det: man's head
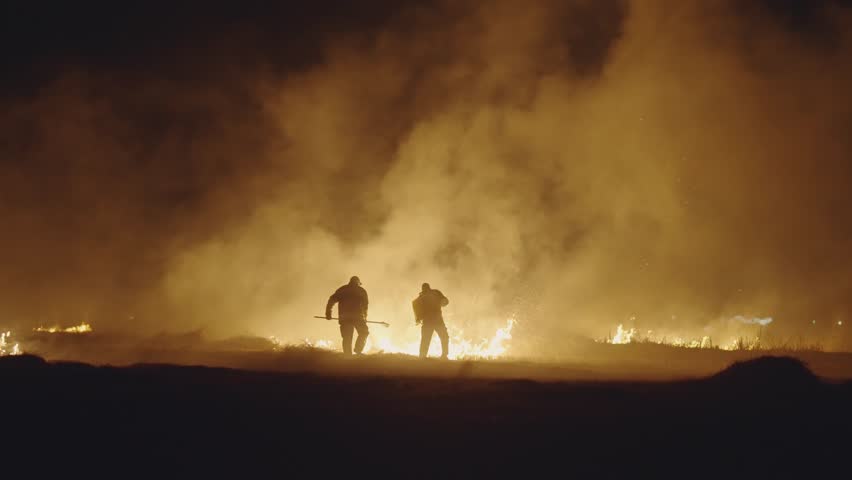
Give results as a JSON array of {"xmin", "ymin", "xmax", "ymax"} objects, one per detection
[
  {"xmin": 421, "ymin": 283, "xmax": 431, "ymax": 293},
  {"xmin": 350, "ymin": 276, "xmax": 362, "ymax": 286}
]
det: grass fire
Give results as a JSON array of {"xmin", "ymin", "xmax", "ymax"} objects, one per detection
[{"xmin": 3, "ymin": 0, "xmax": 852, "ymax": 477}]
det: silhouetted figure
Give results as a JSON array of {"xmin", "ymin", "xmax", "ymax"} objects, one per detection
[
  {"xmin": 412, "ymin": 283, "xmax": 449, "ymax": 359},
  {"xmin": 326, "ymin": 276, "xmax": 369, "ymax": 355}
]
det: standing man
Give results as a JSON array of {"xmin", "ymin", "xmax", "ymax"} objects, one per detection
[
  {"xmin": 326, "ymin": 276, "xmax": 369, "ymax": 355},
  {"xmin": 412, "ymin": 283, "xmax": 450, "ymax": 359}
]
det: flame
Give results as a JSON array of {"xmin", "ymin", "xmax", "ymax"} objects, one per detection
[
  {"xmin": 369, "ymin": 318, "xmax": 517, "ymax": 360},
  {"xmin": 269, "ymin": 335, "xmax": 337, "ymax": 351},
  {"xmin": 604, "ymin": 323, "xmax": 761, "ymax": 351},
  {"xmin": 1, "ymin": 331, "xmax": 22, "ymax": 356},
  {"xmin": 451, "ymin": 317, "xmax": 515, "ymax": 359},
  {"xmin": 302, "ymin": 338, "xmax": 335, "ymax": 349},
  {"xmin": 34, "ymin": 322, "xmax": 93, "ymax": 334},
  {"xmin": 293, "ymin": 317, "xmax": 517, "ymax": 360},
  {"xmin": 610, "ymin": 324, "xmax": 636, "ymax": 344}
]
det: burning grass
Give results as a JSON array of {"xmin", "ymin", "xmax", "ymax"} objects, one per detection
[
  {"xmin": 603, "ymin": 324, "xmax": 827, "ymax": 353},
  {"xmin": 293, "ymin": 317, "xmax": 517, "ymax": 360},
  {"xmin": 604, "ymin": 324, "xmax": 742, "ymax": 350},
  {"xmin": 6, "ymin": 313, "xmax": 849, "ymax": 381},
  {"xmin": 33, "ymin": 322, "xmax": 93, "ymax": 334},
  {"xmin": 0, "ymin": 331, "xmax": 21, "ymax": 356},
  {"xmin": 601, "ymin": 315, "xmax": 828, "ymax": 353}
]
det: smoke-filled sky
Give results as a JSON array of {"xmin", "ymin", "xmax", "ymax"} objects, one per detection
[{"xmin": 2, "ymin": 0, "xmax": 852, "ymax": 352}]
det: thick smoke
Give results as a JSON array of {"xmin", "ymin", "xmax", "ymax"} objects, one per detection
[{"xmin": 1, "ymin": 0, "xmax": 851, "ymax": 353}]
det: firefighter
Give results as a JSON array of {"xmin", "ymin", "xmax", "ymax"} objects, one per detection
[
  {"xmin": 412, "ymin": 283, "xmax": 450, "ymax": 359},
  {"xmin": 326, "ymin": 276, "xmax": 369, "ymax": 355}
]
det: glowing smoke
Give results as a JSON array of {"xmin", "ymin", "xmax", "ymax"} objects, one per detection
[
  {"xmin": 732, "ymin": 316, "xmax": 774, "ymax": 327},
  {"xmin": 0, "ymin": 0, "xmax": 851, "ymax": 356}
]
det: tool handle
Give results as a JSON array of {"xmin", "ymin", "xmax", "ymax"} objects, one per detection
[{"xmin": 313, "ymin": 316, "xmax": 390, "ymax": 327}]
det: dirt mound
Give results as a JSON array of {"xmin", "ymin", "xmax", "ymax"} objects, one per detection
[
  {"xmin": 0, "ymin": 353, "xmax": 47, "ymax": 370},
  {"xmin": 710, "ymin": 356, "xmax": 819, "ymax": 389}
]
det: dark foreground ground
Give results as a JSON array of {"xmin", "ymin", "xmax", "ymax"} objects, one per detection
[{"xmin": 2, "ymin": 354, "xmax": 851, "ymax": 478}]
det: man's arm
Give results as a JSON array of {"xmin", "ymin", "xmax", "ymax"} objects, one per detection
[
  {"xmin": 361, "ymin": 288, "xmax": 369, "ymax": 319},
  {"xmin": 325, "ymin": 291, "xmax": 339, "ymax": 320},
  {"xmin": 412, "ymin": 299, "xmax": 422, "ymax": 325},
  {"xmin": 437, "ymin": 290, "xmax": 449, "ymax": 307}
]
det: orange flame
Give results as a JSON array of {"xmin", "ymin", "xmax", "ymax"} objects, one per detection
[
  {"xmin": 0, "ymin": 331, "xmax": 21, "ymax": 356},
  {"xmin": 295, "ymin": 317, "xmax": 517, "ymax": 360},
  {"xmin": 34, "ymin": 322, "xmax": 93, "ymax": 334}
]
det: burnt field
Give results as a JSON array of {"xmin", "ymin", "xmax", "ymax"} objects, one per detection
[{"xmin": 2, "ymin": 353, "xmax": 851, "ymax": 478}]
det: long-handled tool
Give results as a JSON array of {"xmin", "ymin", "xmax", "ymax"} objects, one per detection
[{"xmin": 314, "ymin": 316, "xmax": 390, "ymax": 327}]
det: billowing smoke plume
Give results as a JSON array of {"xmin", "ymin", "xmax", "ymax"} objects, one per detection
[{"xmin": 1, "ymin": 0, "xmax": 851, "ymax": 353}]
